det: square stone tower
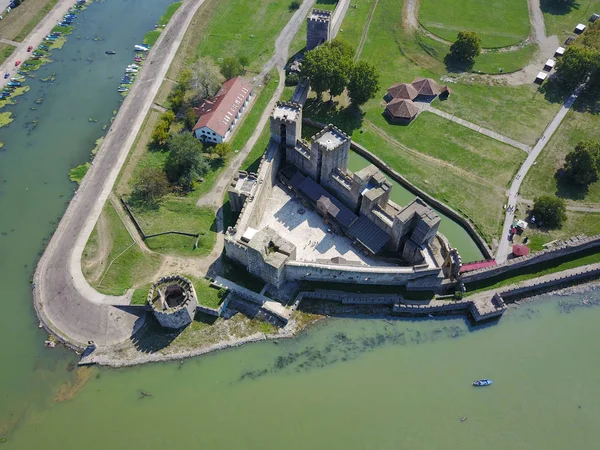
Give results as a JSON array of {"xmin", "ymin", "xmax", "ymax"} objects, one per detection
[
  {"xmin": 270, "ymin": 101, "xmax": 302, "ymax": 148},
  {"xmin": 311, "ymin": 125, "xmax": 351, "ymax": 184},
  {"xmin": 307, "ymin": 9, "xmax": 331, "ymax": 51}
]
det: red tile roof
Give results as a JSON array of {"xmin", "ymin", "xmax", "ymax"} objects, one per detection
[
  {"xmin": 193, "ymin": 77, "xmax": 252, "ymax": 136},
  {"xmin": 512, "ymin": 244, "xmax": 530, "ymax": 257},
  {"xmin": 460, "ymin": 260, "xmax": 497, "ymax": 273}
]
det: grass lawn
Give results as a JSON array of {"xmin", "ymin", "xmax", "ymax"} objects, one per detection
[
  {"xmin": 541, "ymin": 0, "xmax": 600, "ymax": 40},
  {"xmin": 187, "ymin": 275, "xmax": 226, "ymax": 309},
  {"xmin": 132, "ymin": 198, "xmax": 217, "ymax": 257},
  {"xmin": 419, "ymin": 0, "xmax": 531, "ymax": 48},
  {"xmin": 240, "ymin": 125, "xmax": 270, "ymax": 173},
  {"xmin": 465, "ymin": 245, "xmax": 600, "ymax": 295},
  {"xmin": 68, "ymin": 162, "xmax": 90, "ymax": 184},
  {"xmin": 521, "ymin": 107, "xmax": 600, "ymax": 205},
  {"xmin": 416, "ymin": 33, "xmax": 539, "ymax": 74},
  {"xmin": 520, "ymin": 211, "xmax": 600, "ymax": 250},
  {"xmin": 0, "ymin": 44, "xmax": 15, "ymax": 65},
  {"xmin": 82, "ymin": 203, "xmax": 161, "ymax": 295},
  {"xmin": 143, "ymin": 30, "xmax": 161, "ymax": 46},
  {"xmin": 0, "ymin": 0, "xmax": 58, "ymax": 42},
  {"xmin": 168, "ymin": 0, "xmax": 295, "ymax": 79}
]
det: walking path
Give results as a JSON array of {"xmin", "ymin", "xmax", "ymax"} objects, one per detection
[
  {"xmin": 34, "ymin": 0, "xmax": 317, "ymax": 349},
  {"xmin": 519, "ymin": 197, "xmax": 600, "ymax": 213},
  {"xmin": 0, "ymin": 0, "xmax": 75, "ymax": 90},
  {"xmin": 495, "ymin": 86, "xmax": 583, "ymax": 263},
  {"xmin": 422, "ymin": 105, "xmax": 531, "ymax": 153},
  {"xmin": 33, "ymin": 0, "xmax": 211, "ymax": 349}
]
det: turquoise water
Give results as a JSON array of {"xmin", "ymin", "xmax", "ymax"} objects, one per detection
[
  {"xmin": 348, "ymin": 152, "xmax": 484, "ymax": 262},
  {"xmin": 1, "ymin": 1, "xmax": 599, "ymax": 449}
]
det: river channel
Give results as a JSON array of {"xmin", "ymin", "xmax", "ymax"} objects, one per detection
[{"xmin": 0, "ymin": 1, "xmax": 598, "ymax": 449}]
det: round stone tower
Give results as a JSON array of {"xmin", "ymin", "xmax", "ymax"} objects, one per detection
[{"xmin": 147, "ymin": 275, "xmax": 198, "ymax": 329}]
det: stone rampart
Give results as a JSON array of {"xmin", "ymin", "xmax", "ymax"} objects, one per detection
[
  {"xmin": 302, "ymin": 290, "xmax": 401, "ymax": 305},
  {"xmin": 462, "ymin": 234, "xmax": 600, "ymax": 284},
  {"xmin": 330, "ymin": 0, "xmax": 350, "ymax": 38},
  {"xmin": 285, "ymin": 260, "xmax": 441, "ymax": 285},
  {"xmin": 302, "ymin": 118, "xmax": 492, "ymax": 259}
]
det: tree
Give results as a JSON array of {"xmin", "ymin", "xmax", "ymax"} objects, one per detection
[
  {"xmin": 151, "ymin": 120, "xmax": 170, "ymax": 148},
  {"xmin": 348, "ymin": 61, "xmax": 380, "ymax": 105},
  {"xmin": 564, "ymin": 140, "xmax": 600, "ymax": 186},
  {"xmin": 214, "ymin": 142, "xmax": 232, "ymax": 160},
  {"xmin": 164, "ymin": 133, "xmax": 210, "ymax": 189},
  {"xmin": 533, "ymin": 196, "xmax": 567, "ymax": 229},
  {"xmin": 190, "ymin": 57, "xmax": 222, "ymax": 100},
  {"xmin": 132, "ymin": 166, "xmax": 169, "ymax": 204},
  {"xmin": 289, "ymin": 1, "xmax": 301, "ymax": 11},
  {"xmin": 238, "ymin": 55, "xmax": 249, "ymax": 72},
  {"xmin": 220, "ymin": 57, "xmax": 244, "ymax": 79},
  {"xmin": 185, "ymin": 107, "xmax": 198, "ymax": 131},
  {"xmin": 449, "ymin": 31, "xmax": 481, "ymax": 62},
  {"xmin": 302, "ymin": 39, "xmax": 356, "ymax": 100},
  {"xmin": 556, "ymin": 46, "xmax": 600, "ymax": 88}
]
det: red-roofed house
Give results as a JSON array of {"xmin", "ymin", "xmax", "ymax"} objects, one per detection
[{"xmin": 193, "ymin": 77, "xmax": 253, "ymax": 144}]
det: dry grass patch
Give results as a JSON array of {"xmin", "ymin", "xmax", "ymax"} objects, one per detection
[{"xmin": 0, "ymin": 0, "xmax": 59, "ymax": 42}]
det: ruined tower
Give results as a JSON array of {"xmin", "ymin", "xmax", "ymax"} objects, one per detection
[
  {"xmin": 269, "ymin": 101, "xmax": 302, "ymax": 149},
  {"xmin": 306, "ymin": 9, "xmax": 331, "ymax": 51}
]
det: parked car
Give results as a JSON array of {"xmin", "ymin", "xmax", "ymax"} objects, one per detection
[
  {"xmin": 27, "ymin": 46, "xmax": 33, "ymax": 52},
  {"xmin": 14, "ymin": 60, "xmax": 21, "ymax": 66}
]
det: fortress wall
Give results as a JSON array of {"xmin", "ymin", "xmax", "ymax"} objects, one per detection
[
  {"xmin": 302, "ymin": 118, "xmax": 493, "ymax": 259},
  {"xmin": 224, "ymin": 238, "xmax": 249, "ymax": 266},
  {"xmin": 285, "ymin": 261, "xmax": 441, "ymax": 285},
  {"xmin": 462, "ymin": 234, "xmax": 600, "ymax": 284}
]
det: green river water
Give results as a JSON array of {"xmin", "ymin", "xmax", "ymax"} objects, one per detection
[{"xmin": 0, "ymin": 1, "xmax": 598, "ymax": 448}]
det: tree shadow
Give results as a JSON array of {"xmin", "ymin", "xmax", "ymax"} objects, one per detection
[
  {"xmin": 443, "ymin": 54, "xmax": 474, "ymax": 74},
  {"xmin": 540, "ymin": 0, "xmax": 580, "ymax": 15},
  {"xmin": 303, "ymin": 98, "xmax": 364, "ymax": 135},
  {"xmin": 539, "ymin": 76, "xmax": 573, "ymax": 104},
  {"xmin": 554, "ymin": 168, "xmax": 591, "ymax": 200},
  {"xmin": 571, "ymin": 84, "xmax": 600, "ymax": 114}
]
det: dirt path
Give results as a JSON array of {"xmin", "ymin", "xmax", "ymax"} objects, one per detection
[
  {"xmin": 355, "ymin": 0, "xmax": 379, "ymax": 60},
  {"xmin": 403, "ymin": 0, "xmax": 419, "ymax": 32}
]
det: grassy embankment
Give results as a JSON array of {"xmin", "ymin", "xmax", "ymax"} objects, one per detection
[
  {"xmin": 83, "ymin": 0, "xmax": 297, "ymax": 302},
  {"xmin": 465, "ymin": 247, "xmax": 600, "ymax": 296},
  {"xmin": 419, "ymin": 0, "xmax": 531, "ymax": 47},
  {"xmin": 297, "ymin": 0, "xmax": 556, "ymax": 242},
  {"xmin": 0, "ymin": 0, "xmax": 59, "ymax": 42},
  {"xmin": 143, "ymin": 2, "xmax": 182, "ymax": 46},
  {"xmin": 0, "ymin": 44, "xmax": 16, "ymax": 65}
]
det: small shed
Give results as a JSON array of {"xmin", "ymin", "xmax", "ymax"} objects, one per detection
[
  {"xmin": 512, "ymin": 244, "xmax": 530, "ymax": 257},
  {"xmin": 535, "ymin": 72, "xmax": 548, "ymax": 84},
  {"xmin": 544, "ymin": 59, "xmax": 555, "ymax": 71},
  {"xmin": 554, "ymin": 46, "xmax": 565, "ymax": 57},
  {"xmin": 575, "ymin": 23, "xmax": 586, "ymax": 34},
  {"xmin": 590, "ymin": 13, "xmax": 599, "ymax": 22}
]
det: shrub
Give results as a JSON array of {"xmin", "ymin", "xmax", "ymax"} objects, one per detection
[
  {"xmin": 533, "ymin": 196, "xmax": 567, "ymax": 229},
  {"xmin": 285, "ymin": 72, "xmax": 299, "ymax": 86}
]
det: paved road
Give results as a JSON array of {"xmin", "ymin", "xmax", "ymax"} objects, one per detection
[
  {"xmin": 33, "ymin": 0, "xmax": 210, "ymax": 349},
  {"xmin": 33, "ymin": 0, "xmax": 318, "ymax": 349},
  {"xmin": 495, "ymin": 86, "xmax": 582, "ymax": 263},
  {"xmin": 0, "ymin": 0, "xmax": 74, "ymax": 90}
]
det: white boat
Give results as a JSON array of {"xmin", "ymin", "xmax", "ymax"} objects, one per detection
[
  {"xmin": 134, "ymin": 45, "xmax": 149, "ymax": 52},
  {"xmin": 125, "ymin": 68, "xmax": 138, "ymax": 73},
  {"xmin": 126, "ymin": 64, "xmax": 140, "ymax": 69}
]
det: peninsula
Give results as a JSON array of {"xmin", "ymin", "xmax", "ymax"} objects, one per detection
[{"xmin": 31, "ymin": 0, "xmax": 600, "ymax": 366}]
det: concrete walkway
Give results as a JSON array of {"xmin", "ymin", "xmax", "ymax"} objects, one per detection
[
  {"xmin": 423, "ymin": 105, "xmax": 532, "ymax": 153},
  {"xmin": 495, "ymin": 85, "xmax": 583, "ymax": 263}
]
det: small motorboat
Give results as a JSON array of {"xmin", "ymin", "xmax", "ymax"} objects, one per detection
[
  {"xmin": 127, "ymin": 64, "xmax": 139, "ymax": 69},
  {"xmin": 7, "ymin": 81, "xmax": 21, "ymax": 87},
  {"xmin": 105, "ymin": 50, "xmax": 116, "ymax": 55},
  {"xmin": 473, "ymin": 379, "xmax": 493, "ymax": 387},
  {"xmin": 134, "ymin": 44, "xmax": 149, "ymax": 52},
  {"xmin": 118, "ymin": 87, "xmax": 129, "ymax": 93}
]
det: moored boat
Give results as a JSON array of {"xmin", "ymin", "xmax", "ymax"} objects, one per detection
[
  {"xmin": 472, "ymin": 379, "xmax": 493, "ymax": 387},
  {"xmin": 134, "ymin": 44, "xmax": 149, "ymax": 52},
  {"xmin": 105, "ymin": 50, "xmax": 116, "ymax": 55},
  {"xmin": 118, "ymin": 87, "xmax": 129, "ymax": 93}
]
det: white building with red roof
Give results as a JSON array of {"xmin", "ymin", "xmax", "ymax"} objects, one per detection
[{"xmin": 193, "ymin": 77, "xmax": 253, "ymax": 144}]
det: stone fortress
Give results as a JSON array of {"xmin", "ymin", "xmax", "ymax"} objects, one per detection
[
  {"xmin": 306, "ymin": 9, "xmax": 331, "ymax": 51},
  {"xmin": 225, "ymin": 102, "xmax": 459, "ymax": 289}
]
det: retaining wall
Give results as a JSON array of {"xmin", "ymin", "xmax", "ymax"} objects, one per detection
[
  {"xmin": 302, "ymin": 118, "xmax": 493, "ymax": 259},
  {"xmin": 462, "ymin": 234, "xmax": 600, "ymax": 284}
]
